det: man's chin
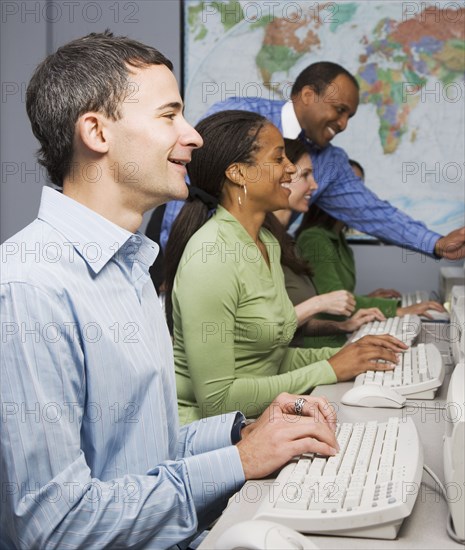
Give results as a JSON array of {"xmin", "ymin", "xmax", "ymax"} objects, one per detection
[
  {"xmin": 177, "ymin": 181, "xmax": 189, "ymax": 200},
  {"xmin": 167, "ymin": 180, "xmax": 189, "ymax": 202},
  {"xmin": 145, "ymin": 181, "xmax": 188, "ymax": 211}
]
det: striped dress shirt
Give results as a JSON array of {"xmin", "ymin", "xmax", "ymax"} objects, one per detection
[{"xmin": 0, "ymin": 187, "xmax": 244, "ymax": 549}]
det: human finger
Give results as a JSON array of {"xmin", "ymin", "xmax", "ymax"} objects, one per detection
[
  {"xmin": 363, "ymin": 307, "xmax": 386, "ymax": 321},
  {"xmin": 286, "ymin": 415, "xmax": 339, "ymax": 451},
  {"xmin": 355, "ymin": 308, "xmax": 385, "ymax": 322},
  {"xmin": 290, "ymin": 436, "xmax": 339, "ymax": 458},
  {"xmin": 302, "ymin": 396, "xmax": 337, "ymax": 430},
  {"xmin": 424, "ymin": 300, "xmax": 446, "ymax": 312},
  {"xmin": 362, "ymin": 346, "xmax": 399, "ymax": 367},
  {"xmin": 278, "ymin": 394, "xmax": 336, "ymax": 429},
  {"xmin": 356, "ymin": 334, "xmax": 408, "ymax": 351}
]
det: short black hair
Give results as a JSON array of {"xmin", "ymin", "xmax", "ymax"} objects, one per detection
[
  {"xmin": 26, "ymin": 30, "xmax": 173, "ymax": 187},
  {"xmin": 291, "ymin": 61, "xmax": 359, "ymax": 96}
]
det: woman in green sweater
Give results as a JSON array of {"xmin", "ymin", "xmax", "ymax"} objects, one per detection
[
  {"xmin": 295, "ymin": 200, "xmax": 445, "ymax": 320},
  {"xmin": 164, "ymin": 111, "xmax": 406, "ymax": 424}
]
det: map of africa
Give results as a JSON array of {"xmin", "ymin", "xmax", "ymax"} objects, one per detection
[{"xmin": 183, "ymin": 1, "xmax": 465, "ymax": 235}]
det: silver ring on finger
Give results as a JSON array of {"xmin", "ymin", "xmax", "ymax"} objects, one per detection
[{"xmin": 294, "ymin": 397, "xmax": 307, "ymax": 415}]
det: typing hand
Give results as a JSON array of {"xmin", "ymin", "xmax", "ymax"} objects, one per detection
[
  {"xmin": 328, "ymin": 334, "xmax": 408, "ymax": 381},
  {"xmin": 397, "ymin": 300, "xmax": 446, "ymax": 319},
  {"xmin": 339, "ymin": 308, "xmax": 385, "ymax": 332},
  {"xmin": 237, "ymin": 393, "xmax": 338, "ymax": 480}
]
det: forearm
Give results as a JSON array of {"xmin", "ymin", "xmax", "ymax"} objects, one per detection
[
  {"xmin": 177, "ymin": 413, "xmax": 240, "ymax": 457},
  {"xmin": 302, "ymin": 317, "xmax": 349, "ymax": 336},
  {"xmin": 4, "ymin": 450, "xmax": 243, "ymax": 549},
  {"xmin": 294, "ymin": 295, "xmax": 327, "ymax": 326},
  {"xmin": 314, "ymin": 149, "xmax": 441, "ymax": 255},
  {"xmin": 194, "ymin": 369, "xmax": 325, "ymax": 419}
]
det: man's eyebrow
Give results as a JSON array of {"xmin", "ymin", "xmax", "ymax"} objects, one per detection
[{"xmin": 155, "ymin": 101, "xmax": 183, "ymax": 112}]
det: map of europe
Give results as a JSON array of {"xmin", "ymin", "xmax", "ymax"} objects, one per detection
[{"xmin": 183, "ymin": 1, "xmax": 465, "ymax": 235}]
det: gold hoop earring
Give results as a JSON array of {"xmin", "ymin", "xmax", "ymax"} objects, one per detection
[{"xmin": 238, "ymin": 184, "xmax": 247, "ymax": 207}]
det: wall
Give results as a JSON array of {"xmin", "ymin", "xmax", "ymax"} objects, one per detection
[
  {"xmin": 0, "ymin": 0, "xmax": 459, "ymax": 293},
  {"xmin": 352, "ymin": 243, "xmax": 450, "ymax": 297},
  {"xmin": 1, "ymin": 0, "xmax": 181, "ymax": 243}
]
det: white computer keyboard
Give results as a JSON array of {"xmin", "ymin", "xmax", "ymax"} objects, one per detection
[
  {"xmin": 353, "ymin": 343, "xmax": 444, "ymax": 399},
  {"xmin": 254, "ymin": 417, "xmax": 423, "ymax": 539},
  {"xmin": 401, "ymin": 290, "xmax": 430, "ymax": 307},
  {"xmin": 348, "ymin": 314, "xmax": 421, "ymax": 345}
]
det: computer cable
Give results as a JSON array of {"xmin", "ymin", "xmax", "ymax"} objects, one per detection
[{"xmin": 423, "ymin": 464, "xmax": 465, "ymax": 544}]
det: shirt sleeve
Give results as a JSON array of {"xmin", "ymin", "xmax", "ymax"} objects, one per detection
[
  {"xmin": 173, "ymin": 251, "xmax": 336, "ymax": 419},
  {"xmin": 313, "ymin": 146, "xmax": 441, "ymax": 255},
  {"xmin": 177, "ymin": 412, "xmax": 245, "ymax": 457},
  {"xmin": 1, "ymin": 282, "xmax": 244, "ymax": 549}
]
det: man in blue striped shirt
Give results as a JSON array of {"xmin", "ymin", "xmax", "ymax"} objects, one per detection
[
  {"xmin": 160, "ymin": 62, "xmax": 465, "ymax": 260},
  {"xmin": 0, "ymin": 32, "xmax": 338, "ymax": 549}
]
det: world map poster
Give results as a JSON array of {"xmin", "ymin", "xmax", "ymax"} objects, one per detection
[{"xmin": 183, "ymin": 1, "xmax": 465, "ymax": 235}]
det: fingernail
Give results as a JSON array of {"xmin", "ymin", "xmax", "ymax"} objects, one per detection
[{"xmin": 330, "ymin": 447, "xmax": 338, "ymax": 455}]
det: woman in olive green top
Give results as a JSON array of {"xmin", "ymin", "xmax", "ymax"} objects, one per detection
[
  {"xmin": 164, "ymin": 111, "xmax": 406, "ymax": 424},
  {"xmin": 295, "ymin": 205, "xmax": 445, "ymax": 320}
]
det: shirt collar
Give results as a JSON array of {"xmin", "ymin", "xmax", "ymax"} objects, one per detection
[
  {"xmin": 281, "ymin": 101, "xmax": 301, "ymax": 139},
  {"xmin": 281, "ymin": 101, "xmax": 322, "ymax": 151},
  {"xmin": 37, "ymin": 186, "xmax": 158, "ymax": 274},
  {"xmin": 213, "ymin": 205, "xmax": 272, "ymax": 244}
]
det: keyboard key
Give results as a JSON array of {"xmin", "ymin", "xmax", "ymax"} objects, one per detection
[
  {"xmin": 255, "ymin": 418, "xmax": 423, "ymax": 539},
  {"xmin": 352, "ymin": 344, "xmax": 444, "ymax": 399}
]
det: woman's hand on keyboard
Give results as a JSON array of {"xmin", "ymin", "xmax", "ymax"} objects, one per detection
[
  {"xmin": 328, "ymin": 334, "xmax": 408, "ymax": 381},
  {"xmin": 339, "ymin": 308, "xmax": 385, "ymax": 332},
  {"xmin": 237, "ymin": 393, "xmax": 339, "ymax": 480},
  {"xmin": 397, "ymin": 300, "xmax": 446, "ymax": 318}
]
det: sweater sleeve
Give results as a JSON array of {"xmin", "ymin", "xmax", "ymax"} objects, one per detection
[
  {"xmin": 173, "ymin": 249, "xmax": 336, "ymax": 419},
  {"xmin": 354, "ymin": 295, "xmax": 398, "ymax": 317},
  {"xmin": 297, "ymin": 229, "xmax": 348, "ymax": 295}
]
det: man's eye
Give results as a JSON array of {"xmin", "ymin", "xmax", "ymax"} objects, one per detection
[{"xmin": 164, "ymin": 113, "xmax": 176, "ymax": 120}]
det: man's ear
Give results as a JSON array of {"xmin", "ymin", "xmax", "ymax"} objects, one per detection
[
  {"xmin": 300, "ymin": 85, "xmax": 318, "ymax": 106},
  {"xmin": 76, "ymin": 112, "xmax": 109, "ymax": 154},
  {"xmin": 225, "ymin": 163, "xmax": 246, "ymax": 186}
]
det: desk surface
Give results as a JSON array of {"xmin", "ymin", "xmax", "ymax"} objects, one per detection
[{"xmin": 200, "ymin": 324, "xmax": 462, "ymax": 549}]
